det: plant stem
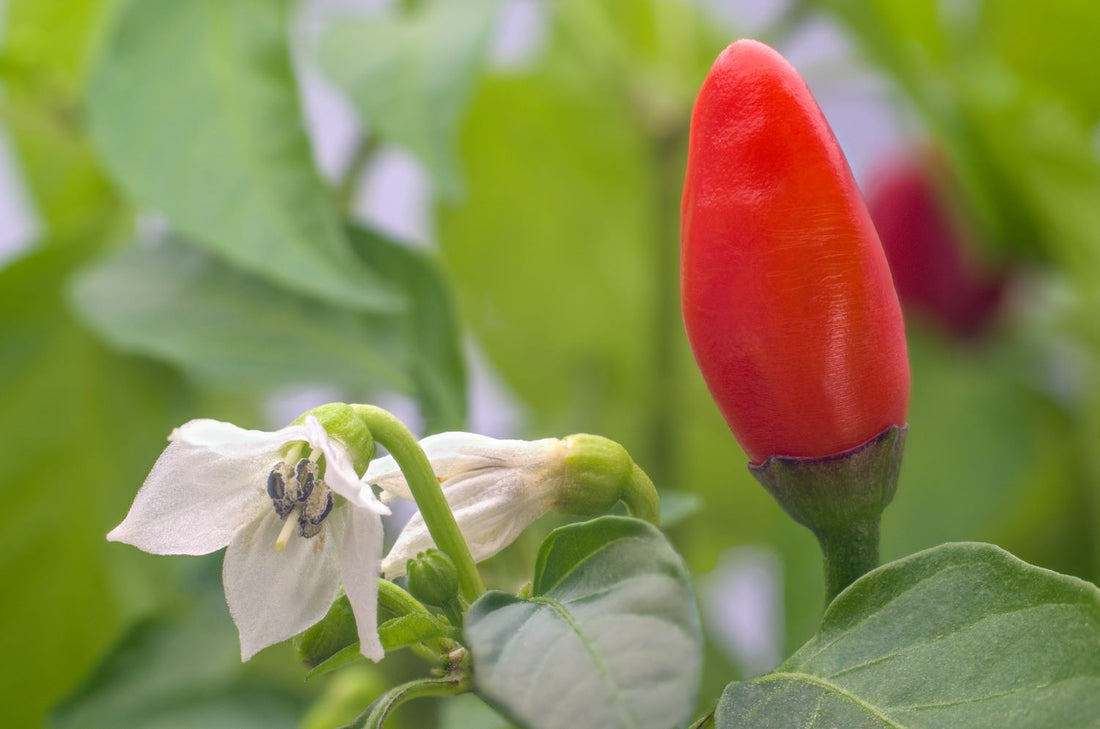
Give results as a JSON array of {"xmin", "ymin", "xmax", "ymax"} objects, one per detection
[
  {"xmin": 622, "ymin": 464, "xmax": 661, "ymax": 526},
  {"xmin": 338, "ymin": 133, "xmax": 379, "ymax": 215},
  {"xmin": 686, "ymin": 708, "xmax": 715, "ymax": 729},
  {"xmin": 645, "ymin": 124, "xmax": 688, "ymax": 491},
  {"xmin": 377, "ymin": 577, "xmax": 431, "ymax": 616},
  {"xmin": 361, "ymin": 672, "xmax": 471, "ymax": 729},
  {"xmin": 352, "ymin": 405, "xmax": 485, "ymax": 601},
  {"xmin": 817, "ymin": 517, "xmax": 881, "ymax": 603}
]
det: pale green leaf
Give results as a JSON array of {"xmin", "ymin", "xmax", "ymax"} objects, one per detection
[
  {"xmin": 318, "ymin": 0, "xmax": 500, "ymax": 197},
  {"xmin": 70, "ymin": 239, "xmax": 409, "ymax": 392},
  {"xmin": 465, "ymin": 516, "xmax": 701, "ymax": 729},
  {"xmin": 87, "ymin": 0, "xmax": 397, "ymax": 310}
]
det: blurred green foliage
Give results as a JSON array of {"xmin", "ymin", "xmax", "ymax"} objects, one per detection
[{"xmin": 1, "ymin": 0, "xmax": 1099, "ymax": 727}]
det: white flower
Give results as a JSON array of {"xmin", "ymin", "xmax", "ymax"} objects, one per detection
[
  {"xmin": 364, "ymin": 432, "xmax": 567, "ymax": 578},
  {"xmin": 108, "ymin": 416, "xmax": 390, "ymax": 661}
]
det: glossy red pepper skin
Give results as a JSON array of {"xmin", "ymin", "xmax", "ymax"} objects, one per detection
[{"xmin": 680, "ymin": 40, "xmax": 909, "ymax": 464}]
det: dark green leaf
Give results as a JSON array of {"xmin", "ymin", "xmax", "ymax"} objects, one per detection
[
  {"xmin": 53, "ymin": 585, "xmax": 305, "ymax": 729},
  {"xmin": 715, "ymin": 543, "xmax": 1100, "ymax": 728},
  {"xmin": 305, "ymin": 643, "xmax": 368, "ymax": 680},
  {"xmin": 465, "ymin": 516, "xmax": 701, "ymax": 729},
  {"xmin": 296, "ymin": 595, "xmax": 361, "ymax": 669},
  {"xmin": 70, "ymin": 239, "xmax": 409, "ymax": 392},
  {"xmin": 0, "ymin": 245, "xmax": 189, "ymax": 729},
  {"xmin": 318, "ymin": 0, "xmax": 500, "ymax": 197},
  {"xmin": 302, "ymin": 609, "xmax": 453, "ymax": 679},
  {"xmin": 87, "ymin": 0, "xmax": 397, "ymax": 310}
]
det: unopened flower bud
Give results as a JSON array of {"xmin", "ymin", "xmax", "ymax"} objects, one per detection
[
  {"xmin": 366, "ymin": 432, "xmax": 661, "ymax": 579},
  {"xmin": 406, "ymin": 549, "xmax": 460, "ymax": 608}
]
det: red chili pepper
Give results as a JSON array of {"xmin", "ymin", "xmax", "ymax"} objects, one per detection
[
  {"xmin": 866, "ymin": 151, "xmax": 1006, "ymax": 340},
  {"xmin": 680, "ymin": 39, "xmax": 910, "ymax": 464}
]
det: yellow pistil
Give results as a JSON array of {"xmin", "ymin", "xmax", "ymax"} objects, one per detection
[{"xmin": 275, "ymin": 513, "xmax": 298, "ymax": 550}]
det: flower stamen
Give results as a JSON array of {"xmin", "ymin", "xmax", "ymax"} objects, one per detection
[
  {"xmin": 268, "ymin": 458, "xmax": 336, "ymax": 548},
  {"xmin": 275, "ymin": 512, "xmax": 298, "ymax": 550}
]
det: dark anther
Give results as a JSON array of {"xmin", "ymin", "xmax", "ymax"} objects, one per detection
[
  {"xmin": 267, "ymin": 462, "xmax": 296, "ymax": 518},
  {"xmin": 294, "ymin": 458, "xmax": 315, "ymax": 502},
  {"xmin": 267, "ymin": 468, "xmax": 286, "ymax": 501},
  {"xmin": 308, "ymin": 491, "xmax": 334, "ymax": 525}
]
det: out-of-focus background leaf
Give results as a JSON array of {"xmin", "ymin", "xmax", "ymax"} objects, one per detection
[{"xmin": 2, "ymin": 0, "xmax": 1100, "ymax": 726}]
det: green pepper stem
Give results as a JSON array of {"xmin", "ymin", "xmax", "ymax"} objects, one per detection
[
  {"xmin": 377, "ymin": 578, "xmax": 431, "ymax": 617},
  {"xmin": 817, "ymin": 517, "xmax": 881, "ymax": 603},
  {"xmin": 352, "ymin": 405, "xmax": 485, "ymax": 601},
  {"xmin": 361, "ymin": 672, "xmax": 470, "ymax": 729},
  {"xmin": 622, "ymin": 464, "xmax": 661, "ymax": 526}
]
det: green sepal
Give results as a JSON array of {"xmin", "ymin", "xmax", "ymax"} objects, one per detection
[
  {"xmin": 295, "ymin": 594, "xmax": 359, "ymax": 669},
  {"xmin": 556, "ymin": 434, "xmax": 661, "ymax": 525},
  {"xmin": 749, "ymin": 425, "xmax": 906, "ymax": 600},
  {"xmin": 749, "ymin": 425, "xmax": 906, "ymax": 531},
  {"xmin": 291, "ymin": 402, "xmax": 375, "ymax": 473}
]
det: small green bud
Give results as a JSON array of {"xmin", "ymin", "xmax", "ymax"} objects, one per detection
[
  {"xmin": 291, "ymin": 402, "xmax": 375, "ymax": 473},
  {"xmin": 406, "ymin": 549, "xmax": 460, "ymax": 608},
  {"xmin": 555, "ymin": 434, "xmax": 633, "ymax": 515}
]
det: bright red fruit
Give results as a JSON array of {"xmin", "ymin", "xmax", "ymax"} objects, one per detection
[{"xmin": 680, "ymin": 40, "xmax": 910, "ymax": 464}]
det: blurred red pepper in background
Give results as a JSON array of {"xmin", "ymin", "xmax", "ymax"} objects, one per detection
[
  {"xmin": 680, "ymin": 39, "xmax": 910, "ymax": 465},
  {"xmin": 866, "ymin": 152, "xmax": 1006, "ymax": 340}
]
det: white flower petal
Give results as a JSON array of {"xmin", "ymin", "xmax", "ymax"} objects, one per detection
[
  {"xmin": 303, "ymin": 417, "xmax": 389, "ymax": 516},
  {"xmin": 340, "ymin": 505, "xmax": 385, "ymax": 661},
  {"xmin": 107, "ymin": 441, "xmax": 271, "ymax": 554},
  {"xmin": 381, "ymin": 469, "xmax": 558, "ymax": 578},
  {"xmin": 364, "ymin": 432, "xmax": 560, "ymax": 502},
  {"xmin": 172, "ymin": 419, "xmax": 310, "ymax": 457},
  {"xmin": 223, "ymin": 509, "xmax": 343, "ymax": 660}
]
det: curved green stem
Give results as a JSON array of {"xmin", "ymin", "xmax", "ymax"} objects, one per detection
[
  {"xmin": 622, "ymin": 464, "xmax": 661, "ymax": 526},
  {"xmin": 359, "ymin": 673, "xmax": 471, "ymax": 729},
  {"xmin": 377, "ymin": 578, "xmax": 431, "ymax": 617},
  {"xmin": 352, "ymin": 405, "xmax": 484, "ymax": 601},
  {"xmin": 687, "ymin": 708, "xmax": 715, "ymax": 729}
]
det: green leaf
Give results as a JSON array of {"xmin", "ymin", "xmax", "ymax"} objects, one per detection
[
  {"xmin": 87, "ymin": 0, "xmax": 397, "ymax": 311},
  {"xmin": 53, "ymin": 581, "xmax": 306, "ymax": 729},
  {"xmin": 437, "ymin": 72, "xmax": 655, "ymax": 437},
  {"xmin": 304, "ymin": 610, "xmax": 452, "ymax": 678},
  {"xmin": 0, "ymin": 244, "xmax": 189, "ymax": 729},
  {"xmin": 465, "ymin": 516, "xmax": 701, "ymax": 729},
  {"xmin": 715, "ymin": 543, "xmax": 1100, "ymax": 728},
  {"xmin": 69, "ymin": 227, "xmax": 466, "ymax": 426},
  {"xmin": 380, "ymin": 612, "xmax": 452, "ymax": 651},
  {"xmin": 317, "ymin": 0, "xmax": 500, "ymax": 197},
  {"xmin": 70, "ymin": 239, "xmax": 409, "ymax": 392},
  {"xmin": 0, "ymin": 0, "xmax": 123, "ymax": 237},
  {"xmin": 439, "ymin": 694, "xmax": 517, "ymax": 729},
  {"xmin": 348, "ymin": 227, "xmax": 467, "ymax": 431},
  {"xmin": 296, "ymin": 595, "xmax": 362, "ymax": 670}
]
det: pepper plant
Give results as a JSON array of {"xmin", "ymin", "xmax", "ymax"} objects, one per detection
[{"xmin": 3, "ymin": 2, "xmax": 1099, "ymax": 729}]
